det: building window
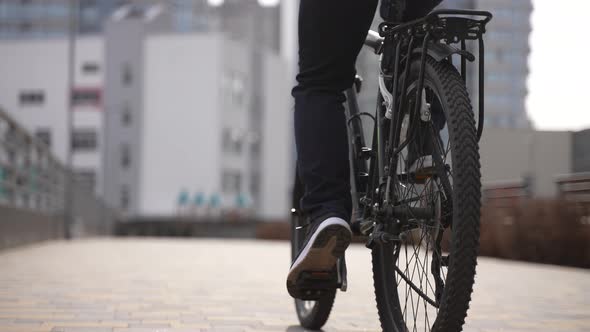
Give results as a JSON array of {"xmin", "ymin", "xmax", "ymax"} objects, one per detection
[
  {"xmin": 79, "ymin": 1, "xmax": 100, "ymax": 33},
  {"xmin": 34, "ymin": 128, "xmax": 51, "ymax": 148},
  {"xmin": 82, "ymin": 62, "xmax": 100, "ymax": 74},
  {"xmin": 222, "ymin": 129, "xmax": 232, "ymax": 152},
  {"xmin": 222, "ymin": 128, "xmax": 242, "ymax": 154},
  {"xmin": 122, "ymin": 63, "xmax": 132, "ymax": 85},
  {"xmin": 19, "ymin": 90, "xmax": 45, "ymax": 106},
  {"xmin": 120, "ymin": 185, "xmax": 129, "ymax": 210},
  {"xmin": 234, "ymin": 138, "xmax": 243, "ymax": 153},
  {"xmin": 250, "ymin": 133, "xmax": 260, "ymax": 156},
  {"xmin": 74, "ymin": 170, "xmax": 96, "ymax": 193},
  {"xmin": 121, "ymin": 104, "xmax": 132, "ymax": 126},
  {"xmin": 250, "ymin": 172, "xmax": 260, "ymax": 196},
  {"xmin": 231, "ymin": 73, "xmax": 245, "ymax": 106},
  {"xmin": 121, "ymin": 144, "xmax": 131, "ymax": 168},
  {"xmin": 222, "ymin": 171, "xmax": 241, "ymax": 193},
  {"xmin": 19, "ymin": 22, "xmax": 32, "ymax": 33},
  {"xmin": 71, "ymin": 129, "xmax": 97, "ymax": 151},
  {"xmin": 72, "ymin": 88, "xmax": 101, "ymax": 107}
]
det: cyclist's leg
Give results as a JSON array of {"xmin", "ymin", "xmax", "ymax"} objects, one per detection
[{"xmin": 293, "ymin": 0, "xmax": 378, "ymax": 225}]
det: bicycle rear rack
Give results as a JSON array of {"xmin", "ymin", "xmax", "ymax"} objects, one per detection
[{"xmin": 379, "ymin": 9, "xmax": 493, "ymax": 141}]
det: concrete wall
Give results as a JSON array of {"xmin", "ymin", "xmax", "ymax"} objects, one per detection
[
  {"xmin": 70, "ymin": 185, "xmax": 117, "ymax": 238},
  {"xmin": 480, "ymin": 128, "xmax": 572, "ymax": 197},
  {"xmin": 530, "ymin": 131, "xmax": 572, "ymax": 196},
  {"xmin": 0, "ymin": 182, "xmax": 116, "ymax": 250},
  {"xmin": 0, "ymin": 205, "xmax": 63, "ymax": 250},
  {"xmin": 479, "ymin": 128, "xmax": 532, "ymax": 184},
  {"xmin": 573, "ymin": 129, "xmax": 590, "ymax": 172}
]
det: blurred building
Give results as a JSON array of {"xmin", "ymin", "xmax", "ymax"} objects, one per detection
[
  {"xmin": 102, "ymin": 5, "xmax": 290, "ymax": 219},
  {"xmin": 0, "ymin": 36, "xmax": 104, "ymax": 196},
  {"xmin": 441, "ymin": 0, "xmax": 532, "ymax": 128},
  {"xmin": 480, "ymin": 126, "xmax": 590, "ymax": 198},
  {"xmin": 0, "ymin": 0, "xmax": 279, "ymax": 46},
  {"xmin": 355, "ymin": 0, "xmax": 532, "ymax": 130},
  {"xmin": 0, "ymin": 0, "xmax": 219, "ymax": 38},
  {"xmin": 0, "ymin": 1, "xmax": 289, "ymax": 220},
  {"xmin": 573, "ymin": 129, "xmax": 590, "ymax": 173},
  {"xmin": 480, "ymin": 127, "xmax": 572, "ymax": 197},
  {"xmin": 0, "ymin": 0, "xmax": 126, "ymax": 38}
]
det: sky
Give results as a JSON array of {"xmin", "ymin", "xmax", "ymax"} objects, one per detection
[{"xmin": 526, "ymin": 0, "xmax": 590, "ymax": 131}]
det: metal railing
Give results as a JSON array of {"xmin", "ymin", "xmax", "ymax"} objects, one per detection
[
  {"xmin": 482, "ymin": 179, "xmax": 530, "ymax": 207},
  {"xmin": 556, "ymin": 172, "xmax": 590, "ymax": 204},
  {"xmin": 0, "ymin": 108, "xmax": 65, "ymax": 214}
]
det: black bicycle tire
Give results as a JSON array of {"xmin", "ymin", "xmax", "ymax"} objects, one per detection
[
  {"xmin": 372, "ymin": 56, "xmax": 481, "ymax": 332},
  {"xmin": 291, "ymin": 170, "xmax": 337, "ymax": 330}
]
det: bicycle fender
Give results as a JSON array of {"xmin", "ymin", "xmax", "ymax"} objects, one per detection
[{"xmin": 413, "ymin": 42, "xmax": 475, "ymax": 62}]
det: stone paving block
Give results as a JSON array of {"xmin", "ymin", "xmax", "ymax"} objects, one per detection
[
  {"xmin": 0, "ymin": 313, "xmax": 76, "ymax": 320},
  {"xmin": 171, "ymin": 322, "xmax": 211, "ymax": 329},
  {"xmin": 0, "ymin": 238, "xmax": 588, "ymax": 332},
  {"xmin": 0, "ymin": 326, "xmax": 48, "ymax": 332},
  {"xmin": 114, "ymin": 329, "xmax": 201, "ymax": 332},
  {"xmin": 51, "ymin": 328, "xmax": 113, "ymax": 332},
  {"xmin": 13, "ymin": 318, "xmax": 43, "ymax": 324},
  {"xmin": 128, "ymin": 323, "xmax": 172, "ymax": 328},
  {"xmin": 208, "ymin": 326, "xmax": 250, "ymax": 332},
  {"xmin": 42, "ymin": 321, "xmax": 128, "ymax": 330}
]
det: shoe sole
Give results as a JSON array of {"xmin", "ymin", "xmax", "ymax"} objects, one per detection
[{"xmin": 287, "ymin": 219, "xmax": 352, "ymax": 299}]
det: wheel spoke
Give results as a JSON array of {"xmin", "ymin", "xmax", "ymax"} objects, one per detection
[
  {"xmin": 394, "ymin": 264, "xmax": 439, "ymax": 308},
  {"xmin": 392, "ymin": 83, "xmax": 453, "ymax": 331},
  {"xmin": 373, "ymin": 57, "xmax": 480, "ymax": 332}
]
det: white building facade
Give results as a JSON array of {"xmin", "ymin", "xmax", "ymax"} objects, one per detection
[
  {"xmin": 102, "ymin": 8, "xmax": 291, "ymax": 220},
  {"xmin": 0, "ymin": 36, "xmax": 105, "ymax": 196},
  {"xmin": 0, "ymin": 4, "xmax": 291, "ymax": 221}
]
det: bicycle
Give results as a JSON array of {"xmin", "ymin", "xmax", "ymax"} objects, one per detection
[{"xmin": 290, "ymin": 9, "xmax": 492, "ymax": 332}]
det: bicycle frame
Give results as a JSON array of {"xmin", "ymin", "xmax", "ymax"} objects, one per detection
[{"xmin": 346, "ymin": 9, "xmax": 492, "ymax": 237}]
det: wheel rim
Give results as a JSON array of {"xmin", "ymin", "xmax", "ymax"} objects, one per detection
[{"xmin": 295, "ymin": 299, "xmax": 318, "ymax": 317}]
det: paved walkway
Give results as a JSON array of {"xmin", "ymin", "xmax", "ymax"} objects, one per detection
[{"xmin": 0, "ymin": 238, "xmax": 588, "ymax": 332}]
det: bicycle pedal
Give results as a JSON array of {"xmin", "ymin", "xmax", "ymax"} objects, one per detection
[
  {"xmin": 298, "ymin": 270, "xmax": 338, "ymax": 284},
  {"xmin": 295, "ymin": 270, "xmax": 339, "ymax": 300}
]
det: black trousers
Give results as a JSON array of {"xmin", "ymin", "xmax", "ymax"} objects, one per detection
[
  {"xmin": 293, "ymin": 0, "xmax": 442, "ymax": 223},
  {"xmin": 293, "ymin": 0, "xmax": 378, "ymax": 224}
]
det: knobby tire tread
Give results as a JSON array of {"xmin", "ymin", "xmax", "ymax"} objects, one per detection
[{"xmin": 372, "ymin": 56, "xmax": 481, "ymax": 332}]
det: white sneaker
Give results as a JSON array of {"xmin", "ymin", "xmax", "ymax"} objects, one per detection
[{"xmin": 286, "ymin": 217, "xmax": 352, "ymax": 299}]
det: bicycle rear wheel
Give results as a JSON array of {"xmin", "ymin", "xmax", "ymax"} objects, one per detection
[
  {"xmin": 372, "ymin": 56, "xmax": 481, "ymax": 332},
  {"xmin": 291, "ymin": 170, "xmax": 336, "ymax": 330}
]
